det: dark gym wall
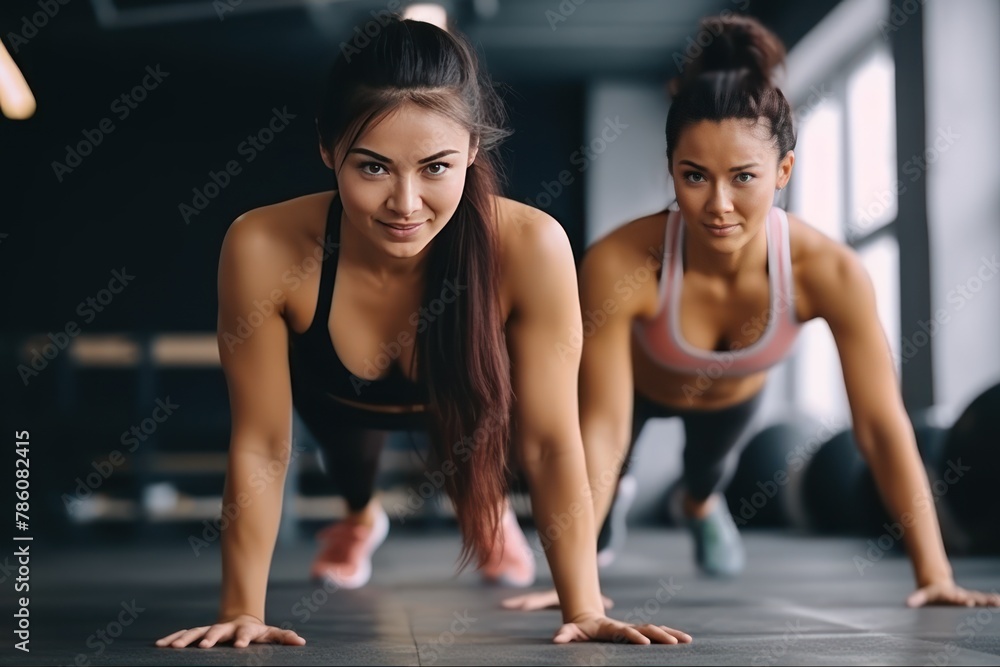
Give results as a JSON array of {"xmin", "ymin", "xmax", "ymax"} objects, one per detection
[{"xmin": 0, "ymin": 10, "xmax": 587, "ymax": 335}]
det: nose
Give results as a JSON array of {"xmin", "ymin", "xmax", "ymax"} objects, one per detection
[
  {"xmin": 706, "ymin": 183, "xmax": 735, "ymax": 216},
  {"xmin": 386, "ymin": 176, "xmax": 421, "ymax": 219}
]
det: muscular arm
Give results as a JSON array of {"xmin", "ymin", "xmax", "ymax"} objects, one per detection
[
  {"xmin": 216, "ymin": 213, "xmax": 296, "ymax": 622},
  {"xmin": 503, "ymin": 210, "xmax": 691, "ymax": 642},
  {"xmin": 505, "ymin": 214, "xmax": 604, "ymax": 622},
  {"xmin": 808, "ymin": 245, "xmax": 953, "ymax": 588},
  {"xmin": 578, "ymin": 240, "xmax": 649, "ymax": 539}
]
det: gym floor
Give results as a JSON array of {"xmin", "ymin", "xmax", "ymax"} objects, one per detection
[{"xmin": 12, "ymin": 525, "xmax": 1000, "ymax": 666}]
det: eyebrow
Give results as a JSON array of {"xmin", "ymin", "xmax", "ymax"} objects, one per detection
[
  {"xmin": 348, "ymin": 148, "xmax": 460, "ymax": 164},
  {"xmin": 679, "ymin": 160, "xmax": 760, "ymax": 172}
]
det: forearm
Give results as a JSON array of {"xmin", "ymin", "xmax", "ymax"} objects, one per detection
[
  {"xmin": 218, "ymin": 447, "xmax": 289, "ymax": 621},
  {"xmin": 580, "ymin": 418, "xmax": 628, "ymax": 535},
  {"xmin": 860, "ymin": 428, "xmax": 953, "ymax": 586},
  {"xmin": 523, "ymin": 447, "xmax": 605, "ymax": 623}
]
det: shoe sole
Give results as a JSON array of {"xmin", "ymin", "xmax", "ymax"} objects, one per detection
[
  {"xmin": 312, "ymin": 509, "xmax": 390, "ymax": 590},
  {"xmin": 481, "ymin": 508, "xmax": 536, "ymax": 588}
]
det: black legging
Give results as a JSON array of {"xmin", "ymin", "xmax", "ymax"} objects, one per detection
[
  {"xmin": 294, "ymin": 398, "xmax": 428, "ymax": 512},
  {"xmin": 598, "ymin": 389, "xmax": 763, "ymax": 550}
]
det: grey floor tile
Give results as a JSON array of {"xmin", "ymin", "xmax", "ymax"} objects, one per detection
[{"xmin": 4, "ymin": 527, "xmax": 999, "ymax": 666}]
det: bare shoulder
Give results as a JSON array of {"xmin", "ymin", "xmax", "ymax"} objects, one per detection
[
  {"xmin": 493, "ymin": 196, "xmax": 573, "ymax": 260},
  {"xmin": 222, "ymin": 191, "xmax": 333, "ymax": 273},
  {"xmin": 492, "ymin": 197, "xmax": 579, "ymax": 319},
  {"xmin": 786, "ymin": 210, "xmax": 872, "ymax": 321},
  {"xmin": 576, "ymin": 211, "xmax": 665, "ymax": 319},
  {"xmin": 582, "ymin": 211, "xmax": 666, "ymax": 277}
]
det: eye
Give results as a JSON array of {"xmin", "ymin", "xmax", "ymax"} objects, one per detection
[
  {"xmin": 735, "ymin": 172, "xmax": 755, "ymax": 184},
  {"xmin": 683, "ymin": 171, "xmax": 705, "ymax": 183},
  {"xmin": 361, "ymin": 162, "xmax": 387, "ymax": 176},
  {"xmin": 425, "ymin": 162, "xmax": 450, "ymax": 176}
]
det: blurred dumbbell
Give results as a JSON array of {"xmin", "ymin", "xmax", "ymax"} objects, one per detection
[
  {"xmin": 724, "ymin": 415, "xmax": 825, "ymax": 529},
  {"xmin": 939, "ymin": 382, "xmax": 1000, "ymax": 553}
]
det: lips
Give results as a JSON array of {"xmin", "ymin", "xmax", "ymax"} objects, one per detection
[
  {"xmin": 377, "ymin": 219, "xmax": 427, "ymax": 240},
  {"xmin": 702, "ymin": 222, "xmax": 740, "ymax": 237},
  {"xmin": 379, "ymin": 220, "xmax": 424, "ymax": 230}
]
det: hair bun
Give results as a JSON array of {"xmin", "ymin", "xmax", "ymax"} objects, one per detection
[{"xmin": 675, "ymin": 15, "xmax": 786, "ymax": 92}]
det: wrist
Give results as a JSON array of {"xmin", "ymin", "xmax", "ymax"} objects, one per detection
[
  {"xmin": 915, "ymin": 566, "xmax": 953, "ymax": 589},
  {"xmin": 218, "ymin": 611, "xmax": 264, "ymax": 624},
  {"xmin": 564, "ymin": 606, "xmax": 605, "ymax": 625}
]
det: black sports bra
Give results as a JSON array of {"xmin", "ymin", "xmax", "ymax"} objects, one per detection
[{"xmin": 287, "ymin": 194, "xmax": 429, "ymax": 409}]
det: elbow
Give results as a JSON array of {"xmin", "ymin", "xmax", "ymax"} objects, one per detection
[
  {"xmin": 851, "ymin": 415, "xmax": 913, "ymax": 463},
  {"xmin": 515, "ymin": 435, "xmax": 578, "ymax": 479},
  {"xmin": 227, "ymin": 438, "xmax": 296, "ymax": 492}
]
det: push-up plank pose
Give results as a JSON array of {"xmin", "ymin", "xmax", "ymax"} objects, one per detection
[
  {"xmin": 156, "ymin": 17, "xmax": 692, "ymax": 649},
  {"xmin": 505, "ymin": 14, "xmax": 1000, "ymax": 612}
]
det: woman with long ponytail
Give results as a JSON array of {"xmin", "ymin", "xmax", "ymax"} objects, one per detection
[
  {"xmin": 506, "ymin": 13, "xmax": 1000, "ymax": 612},
  {"xmin": 156, "ymin": 16, "xmax": 693, "ymax": 649}
]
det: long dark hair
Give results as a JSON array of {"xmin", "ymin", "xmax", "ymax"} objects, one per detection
[
  {"xmin": 315, "ymin": 17, "xmax": 512, "ymax": 570},
  {"xmin": 666, "ymin": 15, "xmax": 796, "ymax": 168}
]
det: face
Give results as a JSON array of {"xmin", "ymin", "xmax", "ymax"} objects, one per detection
[
  {"xmin": 320, "ymin": 101, "xmax": 477, "ymax": 260},
  {"xmin": 670, "ymin": 118, "xmax": 793, "ymax": 253}
]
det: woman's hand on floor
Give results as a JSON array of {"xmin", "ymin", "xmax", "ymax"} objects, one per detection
[
  {"xmin": 155, "ymin": 614, "xmax": 306, "ymax": 648},
  {"xmin": 553, "ymin": 614, "xmax": 692, "ymax": 645}
]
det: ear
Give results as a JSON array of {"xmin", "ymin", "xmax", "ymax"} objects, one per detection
[
  {"xmin": 776, "ymin": 150, "xmax": 794, "ymax": 190},
  {"xmin": 316, "ymin": 119, "xmax": 335, "ymax": 170},
  {"xmin": 467, "ymin": 141, "xmax": 479, "ymax": 168},
  {"xmin": 319, "ymin": 144, "xmax": 335, "ymax": 170}
]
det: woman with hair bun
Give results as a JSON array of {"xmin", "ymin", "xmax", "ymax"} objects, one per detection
[
  {"xmin": 155, "ymin": 16, "xmax": 692, "ymax": 649},
  {"xmin": 506, "ymin": 14, "xmax": 1000, "ymax": 611}
]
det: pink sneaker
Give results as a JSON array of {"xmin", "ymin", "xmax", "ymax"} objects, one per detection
[
  {"xmin": 479, "ymin": 505, "xmax": 536, "ymax": 588},
  {"xmin": 310, "ymin": 507, "xmax": 389, "ymax": 589}
]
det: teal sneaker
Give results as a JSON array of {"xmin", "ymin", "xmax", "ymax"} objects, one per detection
[{"xmin": 684, "ymin": 495, "xmax": 746, "ymax": 577}]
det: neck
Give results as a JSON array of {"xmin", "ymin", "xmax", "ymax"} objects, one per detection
[
  {"xmin": 683, "ymin": 219, "xmax": 768, "ymax": 281},
  {"xmin": 339, "ymin": 211, "xmax": 432, "ymax": 285}
]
